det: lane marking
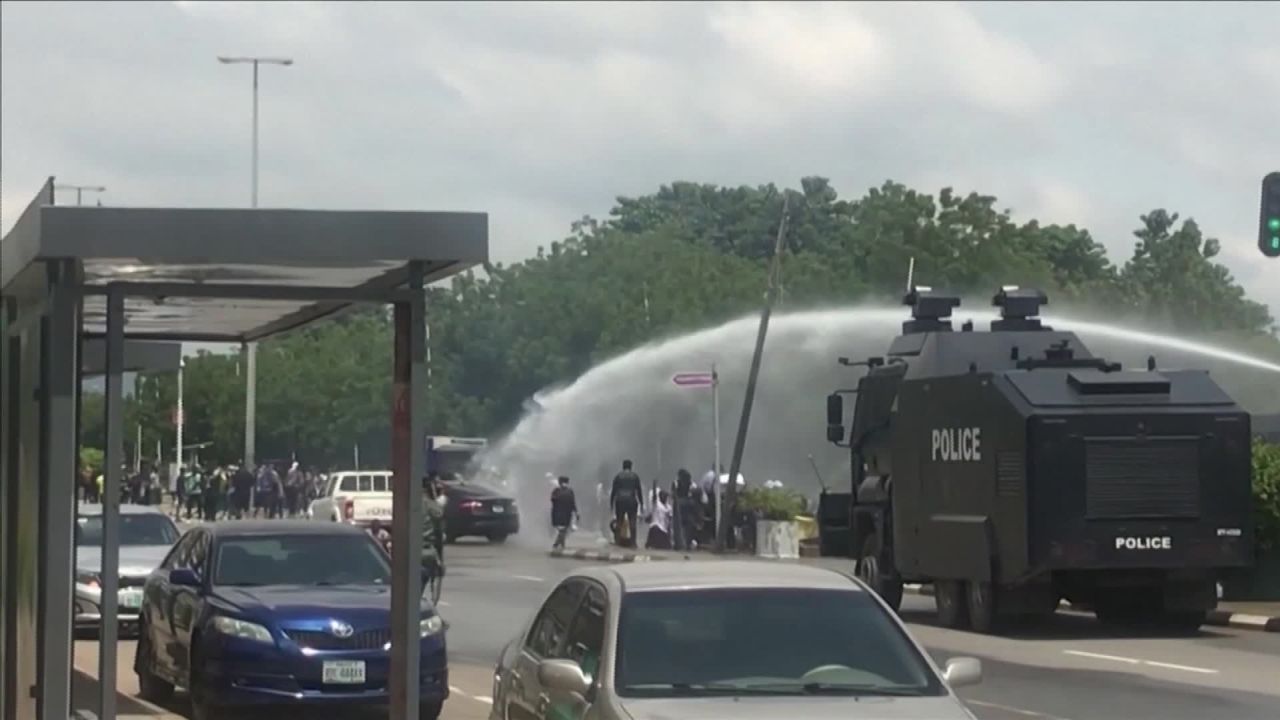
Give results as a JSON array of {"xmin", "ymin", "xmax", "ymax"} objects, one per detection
[
  {"xmin": 1063, "ymin": 650, "xmax": 1140, "ymax": 664},
  {"xmin": 450, "ymin": 684, "xmax": 496, "ymax": 705},
  {"xmin": 966, "ymin": 698, "xmax": 1068, "ymax": 719},
  {"xmin": 1143, "ymin": 660, "xmax": 1218, "ymax": 675},
  {"xmin": 438, "ymin": 601, "xmax": 451, "ymax": 607},
  {"xmin": 513, "ymin": 574, "xmax": 545, "ymax": 582},
  {"xmin": 1063, "ymin": 650, "xmax": 1218, "ymax": 675}
]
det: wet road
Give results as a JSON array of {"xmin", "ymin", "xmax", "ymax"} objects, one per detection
[{"xmin": 74, "ymin": 539, "xmax": 1280, "ymax": 720}]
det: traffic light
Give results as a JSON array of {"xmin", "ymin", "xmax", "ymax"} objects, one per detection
[{"xmin": 1262, "ymin": 171, "xmax": 1280, "ymax": 258}]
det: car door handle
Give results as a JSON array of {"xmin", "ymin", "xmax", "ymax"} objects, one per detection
[{"xmin": 536, "ymin": 693, "xmax": 551, "ymax": 716}]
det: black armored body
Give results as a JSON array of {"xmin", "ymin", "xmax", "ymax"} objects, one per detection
[{"xmin": 820, "ymin": 286, "xmax": 1254, "ymax": 633}]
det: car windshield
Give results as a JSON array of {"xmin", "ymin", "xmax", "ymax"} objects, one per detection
[
  {"xmin": 214, "ymin": 534, "xmax": 392, "ymax": 587},
  {"xmin": 76, "ymin": 514, "xmax": 178, "ymax": 547},
  {"xmin": 615, "ymin": 588, "xmax": 944, "ymax": 698}
]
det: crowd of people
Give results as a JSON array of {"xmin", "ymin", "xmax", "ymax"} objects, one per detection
[
  {"xmin": 548, "ymin": 459, "xmax": 737, "ymax": 552},
  {"xmin": 77, "ymin": 458, "xmax": 328, "ymax": 522}
]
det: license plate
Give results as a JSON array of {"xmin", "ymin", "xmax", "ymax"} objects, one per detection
[
  {"xmin": 118, "ymin": 589, "xmax": 143, "ymax": 609},
  {"xmin": 322, "ymin": 660, "xmax": 366, "ymax": 684},
  {"xmin": 492, "ymin": 505, "xmax": 505, "ymax": 513},
  {"xmin": 367, "ymin": 507, "xmax": 392, "ymax": 517}
]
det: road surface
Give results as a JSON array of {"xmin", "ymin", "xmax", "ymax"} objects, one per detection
[{"xmin": 74, "ymin": 539, "xmax": 1280, "ymax": 720}]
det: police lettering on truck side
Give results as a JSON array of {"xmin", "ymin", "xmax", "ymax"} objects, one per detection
[
  {"xmin": 930, "ymin": 427, "xmax": 982, "ymax": 462},
  {"xmin": 1115, "ymin": 536, "xmax": 1172, "ymax": 550}
]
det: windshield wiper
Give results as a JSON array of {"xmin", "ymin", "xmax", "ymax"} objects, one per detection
[
  {"xmin": 743, "ymin": 682, "xmax": 925, "ymax": 697},
  {"xmin": 621, "ymin": 683, "xmax": 800, "ymax": 696}
]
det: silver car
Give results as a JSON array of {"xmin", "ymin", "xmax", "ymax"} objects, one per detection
[
  {"xmin": 74, "ymin": 503, "xmax": 180, "ymax": 634},
  {"xmin": 492, "ymin": 561, "xmax": 981, "ymax": 720}
]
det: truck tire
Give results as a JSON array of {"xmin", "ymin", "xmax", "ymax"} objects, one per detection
[
  {"xmin": 935, "ymin": 580, "xmax": 968, "ymax": 629},
  {"xmin": 1154, "ymin": 610, "xmax": 1205, "ymax": 635},
  {"xmin": 966, "ymin": 580, "xmax": 998, "ymax": 633},
  {"xmin": 856, "ymin": 537, "xmax": 903, "ymax": 611}
]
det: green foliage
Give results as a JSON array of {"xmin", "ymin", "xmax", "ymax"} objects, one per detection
[
  {"xmin": 119, "ymin": 178, "xmax": 1279, "ymax": 467},
  {"xmin": 80, "ymin": 447, "xmax": 103, "ymax": 476},
  {"xmin": 1254, "ymin": 439, "xmax": 1280, "ymax": 552},
  {"xmin": 738, "ymin": 486, "xmax": 808, "ymax": 522}
]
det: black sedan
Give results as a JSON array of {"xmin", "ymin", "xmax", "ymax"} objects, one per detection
[{"xmin": 440, "ymin": 481, "xmax": 519, "ymax": 543}]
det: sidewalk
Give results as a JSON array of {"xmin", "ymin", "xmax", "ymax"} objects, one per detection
[{"xmin": 548, "ymin": 536, "xmax": 1280, "ymax": 632}]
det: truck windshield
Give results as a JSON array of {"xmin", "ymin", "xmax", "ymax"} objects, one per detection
[{"xmin": 616, "ymin": 588, "xmax": 943, "ymax": 698}]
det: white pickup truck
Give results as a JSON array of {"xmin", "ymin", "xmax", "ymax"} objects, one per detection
[{"xmin": 309, "ymin": 471, "xmax": 394, "ymax": 525}]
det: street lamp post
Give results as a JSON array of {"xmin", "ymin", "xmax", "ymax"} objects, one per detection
[
  {"xmin": 54, "ymin": 183, "xmax": 106, "ymax": 206},
  {"xmin": 218, "ymin": 55, "xmax": 293, "ymax": 470}
]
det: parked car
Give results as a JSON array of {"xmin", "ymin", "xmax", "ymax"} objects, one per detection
[
  {"xmin": 74, "ymin": 503, "xmax": 180, "ymax": 635},
  {"xmin": 491, "ymin": 561, "xmax": 981, "ymax": 720},
  {"xmin": 308, "ymin": 470, "xmax": 394, "ymax": 525},
  {"xmin": 133, "ymin": 521, "xmax": 448, "ymax": 720},
  {"xmin": 439, "ymin": 479, "xmax": 519, "ymax": 543}
]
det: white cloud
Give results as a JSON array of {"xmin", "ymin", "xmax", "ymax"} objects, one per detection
[{"xmin": 2, "ymin": 0, "xmax": 1276, "ymax": 321}]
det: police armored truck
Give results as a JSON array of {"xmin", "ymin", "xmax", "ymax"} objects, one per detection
[{"xmin": 820, "ymin": 286, "xmax": 1254, "ymax": 633}]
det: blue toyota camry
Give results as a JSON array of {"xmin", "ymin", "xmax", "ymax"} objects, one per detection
[{"xmin": 133, "ymin": 520, "xmax": 447, "ymax": 720}]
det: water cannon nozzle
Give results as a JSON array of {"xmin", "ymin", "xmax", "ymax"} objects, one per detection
[{"xmin": 991, "ymin": 286, "xmax": 1050, "ymax": 331}]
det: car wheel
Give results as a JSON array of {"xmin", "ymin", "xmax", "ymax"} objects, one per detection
[
  {"xmin": 419, "ymin": 699, "xmax": 444, "ymax": 720},
  {"xmin": 134, "ymin": 625, "xmax": 174, "ymax": 704},
  {"xmin": 188, "ymin": 648, "xmax": 223, "ymax": 720},
  {"xmin": 488, "ymin": 533, "xmax": 508, "ymax": 544}
]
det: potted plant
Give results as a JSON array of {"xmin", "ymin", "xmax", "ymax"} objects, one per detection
[{"xmin": 738, "ymin": 486, "xmax": 807, "ymax": 559}]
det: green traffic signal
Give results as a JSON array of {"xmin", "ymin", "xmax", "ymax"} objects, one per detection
[
  {"xmin": 1270, "ymin": 217, "xmax": 1280, "ymax": 232},
  {"xmin": 1273, "ymin": 236, "xmax": 1280, "ymax": 250}
]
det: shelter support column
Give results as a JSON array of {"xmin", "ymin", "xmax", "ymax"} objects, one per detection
[
  {"xmin": 98, "ymin": 287, "xmax": 125, "ymax": 719},
  {"xmin": 389, "ymin": 262, "xmax": 427, "ymax": 719},
  {"xmin": 38, "ymin": 262, "xmax": 79, "ymax": 720}
]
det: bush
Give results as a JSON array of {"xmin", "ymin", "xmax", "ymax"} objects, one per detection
[
  {"xmin": 1254, "ymin": 439, "xmax": 1280, "ymax": 552},
  {"xmin": 738, "ymin": 485, "xmax": 807, "ymax": 522}
]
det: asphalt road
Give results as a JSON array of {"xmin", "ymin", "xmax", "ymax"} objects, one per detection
[{"xmin": 73, "ymin": 539, "xmax": 1280, "ymax": 720}]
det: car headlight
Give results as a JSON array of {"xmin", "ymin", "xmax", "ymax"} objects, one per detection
[
  {"xmin": 212, "ymin": 616, "xmax": 274, "ymax": 644},
  {"xmin": 420, "ymin": 614, "xmax": 445, "ymax": 637}
]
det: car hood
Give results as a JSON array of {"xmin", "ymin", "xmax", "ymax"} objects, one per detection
[
  {"xmin": 76, "ymin": 545, "xmax": 171, "ymax": 577},
  {"xmin": 213, "ymin": 584, "xmax": 434, "ymax": 624},
  {"xmin": 621, "ymin": 695, "xmax": 975, "ymax": 720}
]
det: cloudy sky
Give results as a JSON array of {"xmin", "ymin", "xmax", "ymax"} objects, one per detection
[{"xmin": 3, "ymin": 1, "xmax": 1278, "ymax": 319}]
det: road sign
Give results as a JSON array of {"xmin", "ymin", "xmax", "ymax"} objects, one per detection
[{"xmin": 673, "ymin": 372, "xmax": 716, "ymax": 387}]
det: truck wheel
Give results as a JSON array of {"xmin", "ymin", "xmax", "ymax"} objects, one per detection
[
  {"xmin": 857, "ymin": 538, "xmax": 903, "ymax": 611},
  {"xmin": 935, "ymin": 580, "xmax": 968, "ymax": 629},
  {"xmin": 966, "ymin": 580, "xmax": 998, "ymax": 633}
]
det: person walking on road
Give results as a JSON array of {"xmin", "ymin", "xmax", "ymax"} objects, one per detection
[
  {"xmin": 183, "ymin": 465, "xmax": 203, "ymax": 520},
  {"xmin": 255, "ymin": 463, "xmax": 281, "ymax": 519},
  {"xmin": 550, "ymin": 476, "xmax": 579, "ymax": 550},
  {"xmin": 610, "ymin": 460, "xmax": 643, "ymax": 548},
  {"xmin": 673, "ymin": 468, "xmax": 699, "ymax": 551},
  {"xmin": 645, "ymin": 489, "xmax": 673, "ymax": 550}
]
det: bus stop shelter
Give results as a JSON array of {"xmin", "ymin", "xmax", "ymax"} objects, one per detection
[{"xmin": 0, "ymin": 178, "xmax": 488, "ymax": 720}]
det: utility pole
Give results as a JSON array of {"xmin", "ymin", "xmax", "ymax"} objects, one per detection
[
  {"xmin": 218, "ymin": 55, "xmax": 293, "ymax": 469},
  {"xmin": 54, "ymin": 184, "xmax": 106, "ymax": 206},
  {"xmin": 717, "ymin": 197, "xmax": 789, "ymax": 553}
]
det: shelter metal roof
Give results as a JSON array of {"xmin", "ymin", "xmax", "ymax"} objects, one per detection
[{"xmin": 1, "ymin": 178, "xmax": 488, "ymax": 341}]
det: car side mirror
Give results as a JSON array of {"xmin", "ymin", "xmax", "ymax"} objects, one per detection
[
  {"xmin": 942, "ymin": 657, "xmax": 982, "ymax": 688},
  {"xmin": 538, "ymin": 658, "xmax": 590, "ymax": 696},
  {"xmin": 168, "ymin": 568, "xmax": 200, "ymax": 587}
]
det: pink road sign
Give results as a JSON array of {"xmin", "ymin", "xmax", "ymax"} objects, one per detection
[{"xmin": 673, "ymin": 372, "xmax": 715, "ymax": 387}]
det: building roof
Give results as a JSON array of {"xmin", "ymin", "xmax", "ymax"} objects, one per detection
[{"xmin": 1, "ymin": 178, "xmax": 488, "ymax": 342}]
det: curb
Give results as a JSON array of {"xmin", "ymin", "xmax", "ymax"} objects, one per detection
[
  {"xmin": 548, "ymin": 548, "xmax": 668, "ymax": 563},
  {"xmin": 904, "ymin": 584, "xmax": 1278, "ymax": 632}
]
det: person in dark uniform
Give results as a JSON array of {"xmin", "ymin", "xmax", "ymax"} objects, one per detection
[
  {"xmin": 609, "ymin": 460, "xmax": 643, "ymax": 548},
  {"xmin": 550, "ymin": 476, "xmax": 579, "ymax": 550}
]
